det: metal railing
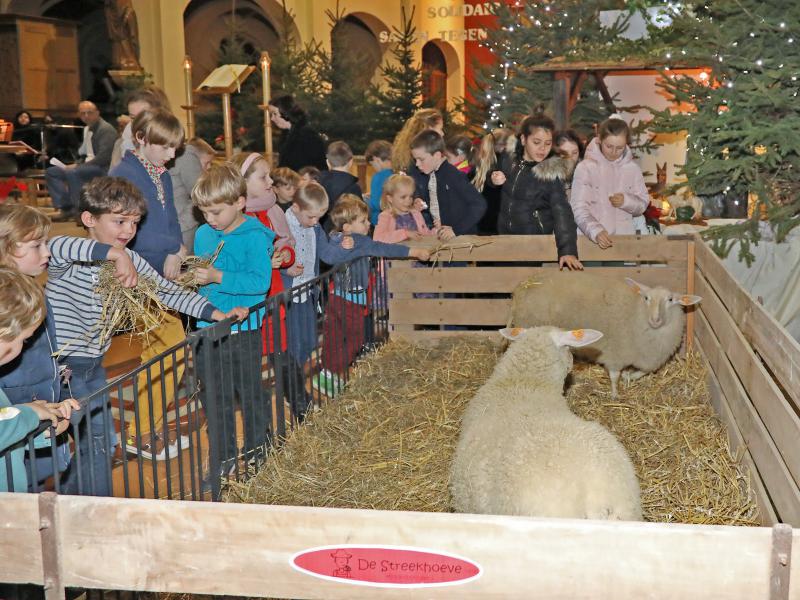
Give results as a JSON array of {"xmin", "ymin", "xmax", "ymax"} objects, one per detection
[{"xmin": 1, "ymin": 256, "xmax": 390, "ymax": 501}]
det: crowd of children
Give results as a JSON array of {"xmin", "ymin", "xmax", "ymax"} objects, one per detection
[{"xmin": 0, "ymin": 83, "xmax": 651, "ymax": 494}]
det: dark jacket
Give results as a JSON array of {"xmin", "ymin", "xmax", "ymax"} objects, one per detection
[
  {"xmin": 277, "ymin": 122, "xmax": 326, "ymax": 171},
  {"xmin": 320, "ymin": 170, "xmax": 363, "ymax": 233},
  {"xmin": 84, "ymin": 117, "xmax": 119, "ymax": 171},
  {"xmin": 110, "ymin": 151, "xmax": 182, "ymax": 275},
  {"xmin": 497, "ymin": 153, "xmax": 579, "ymax": 258},
  {"xmin": 410, "ymin": 160, "xmax": 486, "ymax": 236}
]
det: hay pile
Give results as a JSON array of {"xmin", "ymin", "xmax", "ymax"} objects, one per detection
[
  {"xmin": 228, "ymin": 337, "xmax": 758, "ymax": 525},
  {"xmin": 175, "ymin": 242, "xmax": 224, "ymax": 289}
]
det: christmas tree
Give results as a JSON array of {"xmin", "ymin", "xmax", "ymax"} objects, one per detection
[
  {"xmin": 368, "ymin": 5, "xmax": 422, "ymax": 143},
  {"xmin": 650, "ymin": 1, "xmax": 800, "ymax": 264},
  {"xmin": 474, "ymin": 1, "xmax": 630, "ymax": 136}
]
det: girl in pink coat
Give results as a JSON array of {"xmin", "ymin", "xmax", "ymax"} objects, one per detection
[
  {"xmin": 570, "ymin": 118, "xmax": 650, "ymax": 249},
  {"xmin": 373, "ymin": 173, "xmax": 454, "ymax": 243}
]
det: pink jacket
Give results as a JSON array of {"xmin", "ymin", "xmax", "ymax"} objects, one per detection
[
  {"xmin": 373, "ymin": 209, "xmax": 434, "ymax": 243},
  {"xmin": 569, "ymin": 138, "xmax": 650, "ymax": 242}
]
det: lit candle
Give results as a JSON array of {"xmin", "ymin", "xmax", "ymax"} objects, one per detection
[
  {"xmin": 182, "ymin": 55, "xmax": 196, "ymax": 139},
  {"xmin": 260, "ymin": 51, "xmax": 272, "ymax": 162}
]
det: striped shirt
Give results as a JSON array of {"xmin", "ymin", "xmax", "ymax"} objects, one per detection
[{"xmin": 46, "ymin": 236, "xmax": 216, "ymax": 359}]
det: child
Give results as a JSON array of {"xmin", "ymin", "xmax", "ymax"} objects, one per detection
[
  {"xmin": 490, "ymin": 115, "xmax": 583, "ymax": 271},
  {"xmin": 170, "ymin": 137, "xmax": 216, "ymax": 250},
  {"xmin": 0, "ymin": 204, "xmax": 72, "ymax": 487},
  {"xmin": 273, "ymin": 166, "xmax": 301, "ymax": 207},
  {"xmin": 297, "ymin": 166, "xmax": 321, "ymax": 187},
  {"xmin": 570, "ymin": 117, "xmax": 650, "ymax": 249},
  {"xmin": 445, "ymin": 134, "xmax": 474, "ymax": 175},
  {"xmin": 318, "ymin": 195, "xmax": 430, "ymax": 393},
  {"xmin": 192, "ymin": 163, "xmax": 275, "ymax": 467},
  {"xmin": 110, "ymin": 108, "xmax": 186, "ymax": 279},
  {"xmin": 110, "ymin": 85, "xmax": 171, "ymax": 170},
  {"xmin": 318, "ymin": 141, "xmax": 362, "ymax": 232},
  {"xmin": 46, "ymin": 176, "xmax": 246, "ymax": 494},
  {"xmin": 373, "ymin": 173, "xmax": 455, "ymax": 243},
  {"xmin": 472, "ymin": 127, "xmax": 515, "ymax": 235},
  {"xmin": 364, "ymin": 140, "xmax": 393, "ymax": 226},
  {"xmin": 554, "ymin": 129, "xmax": 584, "ymax": 202},
  {"xmin": 0, "ymin": 267, "xmax": 79, "ymax": 492},
  {"xmin": 409, "ymin": 129, "xmax": 486, "ymax": 236},
  {"xmin": 392, "ymin": 108, "xmax": 444, "ymax": 173}
]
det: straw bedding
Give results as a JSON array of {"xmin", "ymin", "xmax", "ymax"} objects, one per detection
[{"xmin": 227, "ymin": 337, "xmax": 758, "ymax": 526}]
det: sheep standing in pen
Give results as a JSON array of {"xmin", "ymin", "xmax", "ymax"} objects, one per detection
[
  {"xmin": 450, "ymin": 326, "xmax": 642, "ymax": 520},
  {"xmin": 509, "ymin": 271, "xmax": 702, "ymax": 398}
]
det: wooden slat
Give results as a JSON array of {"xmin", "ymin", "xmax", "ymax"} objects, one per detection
[
  {"xmin": 0, "ymin": 493, "xmax": 42, "ymax": 584},
  {"xmin": 390, "ymin": 330, "xmax": 501, "ymax": 343},
  {"xmin": 695, "ymin": 270, "xmax": 800, "ymax": 489},
  {"xmin": 697, "ymin": 340, "xmax": 778, "ymax": 526},
  {"xmin": 402, "ymin": 235, "xmax": 689, "ymax": 263},
  {"xmin": 24, "ymin": 494, "xmax": 796, "ymax": 599},
  {"xmin": 388, "ymin": 266, "xmax": 686, "ymax": 294},
  {"xmin": 389, "ymin": 298, "xmax": 512, "ymax": 326},
  {"xmin": 694, "ymin": 309, "xmax": 800, "ymax": 525},
  {"xmin": 388, "ymin": 259, "xmax": 414, "ymax": 334},
  {"xmin": 695, "ymin": 237, "xmax": 800, "ymax": 409},
  {"xmin": 685, "ymin": 240, "xmax": 696, "ymax": 350}
]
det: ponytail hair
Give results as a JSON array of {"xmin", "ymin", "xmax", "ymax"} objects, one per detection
[
  {"xmin": 391, "ymin": 108, "xmax": 444, "ymax": 172},
  {"xmin": 471, "ymin": 127, "xmax": 513, "ymax": 192}
]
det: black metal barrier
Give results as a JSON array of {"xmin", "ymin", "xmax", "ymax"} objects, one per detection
[{"xmin": 0, "ymin": 256, "xmax": 390, "ymax": 501}]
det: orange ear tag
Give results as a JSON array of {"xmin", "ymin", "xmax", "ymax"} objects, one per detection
[
  {"xmin": 510, "ymin": 327, "xmax": 524, "ymax": 337},
  {"xmin": 571, "ymin": 329, "xmax": 585, "ymax": 340},
  {"xmin": 681, "ymin": 295, "xmax": 691, "ymax": 304}
]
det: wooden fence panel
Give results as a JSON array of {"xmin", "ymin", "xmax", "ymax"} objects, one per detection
[
  {"xmin": 0, "ymin": 493, "xmax": 41, "ymax": 584},
  {"xmin": 3, "ymin": 494, "xmax": 799, "ymax": 600}
]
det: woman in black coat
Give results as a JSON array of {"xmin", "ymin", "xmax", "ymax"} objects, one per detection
[{"xmin": 268, "ymin": 95, "xmax": 326, "ymax": 172}]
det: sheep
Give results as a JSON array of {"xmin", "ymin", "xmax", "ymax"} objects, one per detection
[
  {"xmin": 509, "ymin": 271, "xmax": 702, "ymax": 398},
  {"xmin": 450, "ymin": 326, "xmax": 642, "ymax": 521}
]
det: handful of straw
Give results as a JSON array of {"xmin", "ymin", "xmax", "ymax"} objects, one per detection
[
  {"xmin": 95, "ymin": 261, "xmax": 166, "ymax": 347},
  {"xmin": 175, "ymin": 241, "xmax": 224, "ymax": 289}
]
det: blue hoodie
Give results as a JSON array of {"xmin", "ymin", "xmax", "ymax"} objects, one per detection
[{"xmin": 194, "ymin": 215, "xmax": 275, "ymax": 330}]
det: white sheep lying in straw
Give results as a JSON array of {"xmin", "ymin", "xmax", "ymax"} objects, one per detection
[
  {"xmin": 509, "ymin": 271, "xmax": 702, "ymax": 398},
  {"xmin": 450, "ymin": 326, "xmax": 642, "ymax": 520}
]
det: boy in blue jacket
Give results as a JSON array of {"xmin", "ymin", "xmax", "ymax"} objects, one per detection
[{"xmin": 193, "ymin": 163, "xmax": 275, "ymax": 470}]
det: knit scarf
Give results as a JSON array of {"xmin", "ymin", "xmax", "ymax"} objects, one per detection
[{"xmin": 133, "ymin": 149, "xmax": 167, "ymax": 207}]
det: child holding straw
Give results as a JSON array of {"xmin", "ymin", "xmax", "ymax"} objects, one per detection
[{"xmin": 46, "ymin": 176, "xmax": 246, "ymax": 495}]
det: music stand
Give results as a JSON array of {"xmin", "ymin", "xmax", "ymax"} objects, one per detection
[{"xmin": 196, "ymin": 64, "xmax": 256, "ymax": 158}]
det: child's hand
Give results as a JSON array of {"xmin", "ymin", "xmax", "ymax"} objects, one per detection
[
  {"xmin": 270, "ymin": 254, "xmax": 283, "ymax": 269},
  {"xmin": 210, "ymin": 307, "xmax": 249, "ymax": 322},
  {"xmin": 163, "ymin": 253, "xmax": 183, "ymax": 281},
  {"xmin": 287, "ymin": 262, "xmax": 304, "ymax": 277},
  {"xmin": 559, "ymin": 255, "xmax": 584, "ymax": 271},
  {"xmin": 491, "ymin": 171, "xmax": 506, "ymax": 186},
  {"xmin": 107, "ymin": 248, "xmax": 138, "ymax": 288},
  {"xmin": 436, "ymin": 226, "xmax": 456, "ymax": 241},
  {"xmin": 341, "ymin": 235, "xmax": 354, "ymax": 250},
  {"xmin": 596, "ymin": 230, "xmax": 613, "ymax": 249},
  {"xmin": 413, "ymin": 198, "xmax": 427, "ymax": 211},
  {"xmin": 608, "ymin": 193, "xmax": 624, "ymax": 208},
  {"xmin": 410, "ymin": 247, "xmax": 431, "ymax": 261},
  {"xmin": 51, "ymin": 399, "xmax": 80, "ymax": 435},
  {"xmin": 22, "ymin": 400, "xmax": 61, "ymax": 428},
  {"xmin": 194, "ymin": 266, "xmax": 222, "ymax": 286}
]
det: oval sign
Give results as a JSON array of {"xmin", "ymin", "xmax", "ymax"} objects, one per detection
[{"xmin": 291, "ymin": 544, "xmax": 482, "ymax": 588}]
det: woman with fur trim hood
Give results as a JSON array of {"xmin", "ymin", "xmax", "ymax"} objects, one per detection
[
  {"xmin": 569, "ymin": 117, "xmax": 650, "ymax": 250},
  {"xmin": 491, "ymin": 114, "xmax": 582, "ymax": 270}
]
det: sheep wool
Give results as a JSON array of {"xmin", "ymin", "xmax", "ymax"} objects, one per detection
[
  {"xmin": 450, "ymin": 326, "xmax": 642, "ymax": 520},
  {"xmin": 509, "ymin": 271, "xmax": 702, "ymax": 397}
]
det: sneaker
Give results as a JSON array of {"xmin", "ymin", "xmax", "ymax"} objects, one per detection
[
  {"xmin": 125, "ymin": 430, "xmax": 189, "ymax": 461},
  {"xmin": 311, "ymin": 369, "xmax": 343, "ymax": 397}
]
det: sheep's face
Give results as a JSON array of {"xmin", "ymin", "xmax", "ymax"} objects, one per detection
[{"xmin": 625, "ymin": 278, "xmax": 703, "ymax": 329}]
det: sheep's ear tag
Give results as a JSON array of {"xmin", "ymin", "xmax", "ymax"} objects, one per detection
[
  {"xmin": 499, "ymin": 327, "xmax": 526, "ymax": 341},
  {"xmin": 675, "ymin": 294, "xmax": 702, "ymax": 307},
  {"xmin": 551, "ymin": 329, "xmax": 603, "ymax": 348}
]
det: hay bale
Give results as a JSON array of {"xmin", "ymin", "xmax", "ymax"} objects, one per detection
[{"xmin": 228, "ymin": 337, "xmax": 758, "ymax": 526}]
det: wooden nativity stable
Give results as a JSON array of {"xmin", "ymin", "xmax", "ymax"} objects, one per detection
[{"xmin": 2, "ymin": 234, "xmax": 800, "ymax": 600}]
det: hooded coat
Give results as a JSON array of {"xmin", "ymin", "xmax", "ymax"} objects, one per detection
[
  {"xmin": 569, "ymin": 138, "xmax": 650, "ymax": 242},
  {"xmin": 496, "ymin": 149, "xmax": 578, "ymax": 259}
]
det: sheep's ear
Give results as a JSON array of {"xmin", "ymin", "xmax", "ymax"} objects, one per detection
[
  {"xmin": 625, "ymin": 277, "xmax": 650, "ymax": 296},
  {"xmin": 671, "ymin": 294, "xmax": 702, "ymax": 307},
  {"xmin": 499, "ymin": 327, "xmax": 527, "ymax": 341},
  {"xmin": 550, "ymin": 328, "xmax": 603, "ymax": 348}
]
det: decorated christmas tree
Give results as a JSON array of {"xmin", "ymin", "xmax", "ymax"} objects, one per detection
[
  {"xmin": 650, "ymin": 1, "xmax": 800, "ymax": 263},
  {"xmin": 473, "ymin": 1, "xmax": 630, "ymax": 136}
]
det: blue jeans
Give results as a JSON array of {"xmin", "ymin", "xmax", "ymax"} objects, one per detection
[
  {"xmin": 60, "ymin": 357, "xmax": 117, "ymax": 496},
  {"xmin": 45, "ymin": 164, "xmax": 106, "ymax": 211}
]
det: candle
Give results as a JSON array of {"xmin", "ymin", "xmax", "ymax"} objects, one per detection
[
  {"xmin": 260, "ymin": 51, "xmax": 272, "ymax": 161},
  {"xmin": 182, "ymin": 55, "xmax": 196, "ymax": 139}
]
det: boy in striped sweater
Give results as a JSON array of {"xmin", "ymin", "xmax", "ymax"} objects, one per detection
[{"xmin": 46, "ymin": 176, "xmax": 246, "ymax": 495}]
